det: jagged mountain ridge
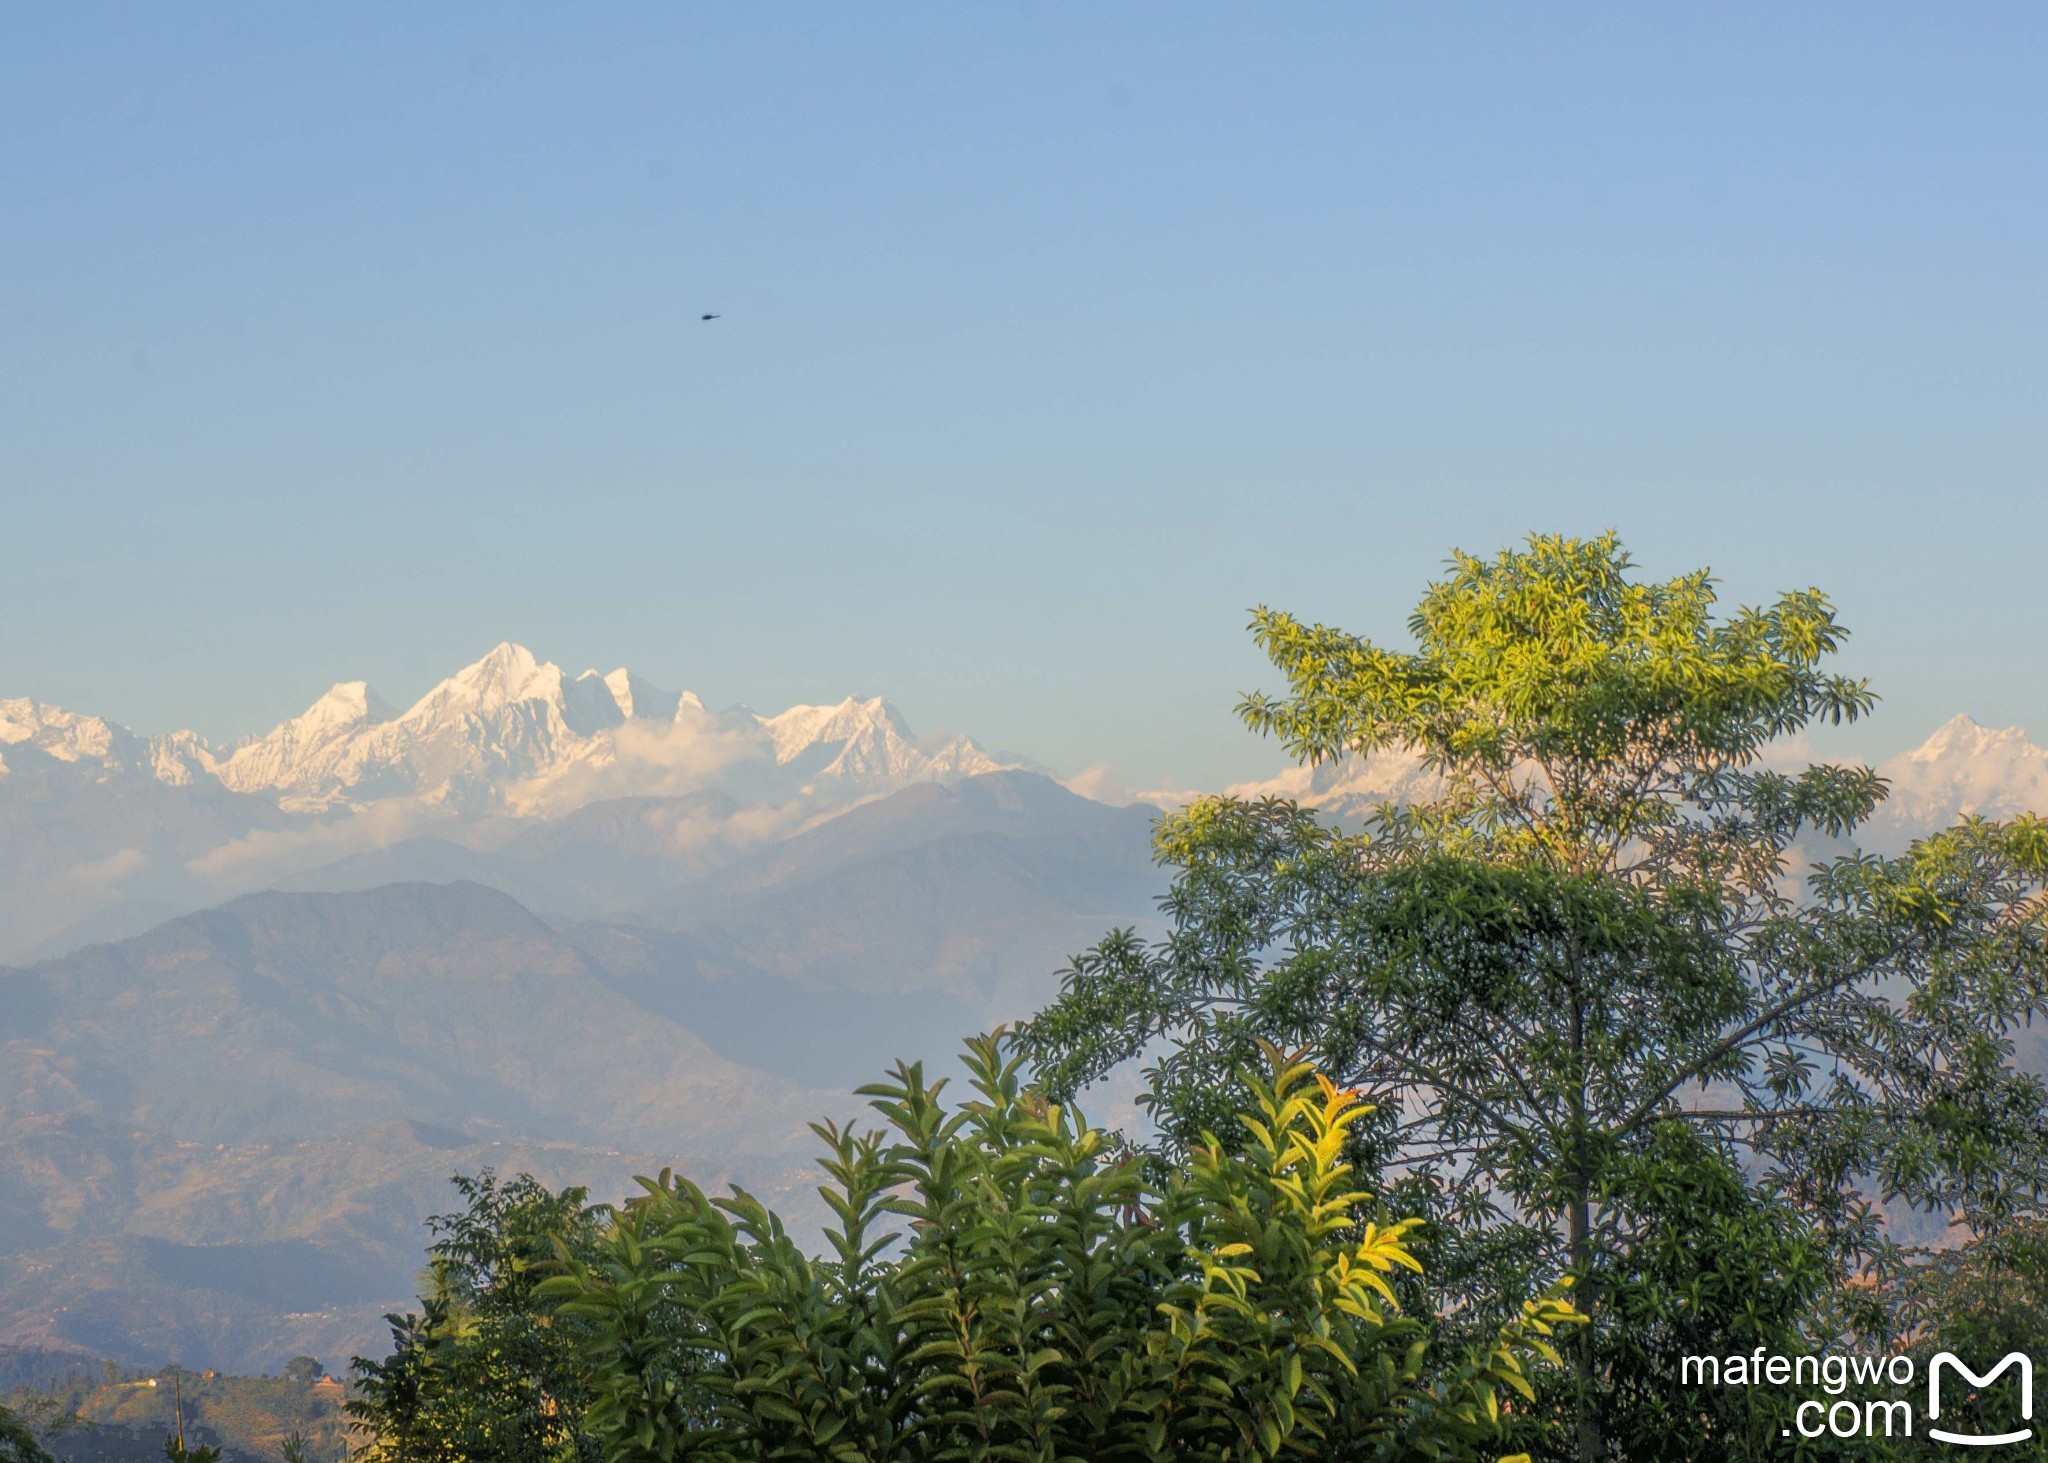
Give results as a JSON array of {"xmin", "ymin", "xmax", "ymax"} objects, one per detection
[
  {"xmin": 0, "ymin": 699, "xmax": 216, "ymax": 789},
  {"xmin": 11, "ymin": 650, "xmax": 2040, "ymax": 830},
  {"xmin": 4, "ymin": 642, "xmax": 1015, "ymax": 816}
]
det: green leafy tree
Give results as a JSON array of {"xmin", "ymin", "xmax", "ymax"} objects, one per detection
[
  {"xmin": 1021, "ymin": 533, "xmax": 2048, "ymax": 1460},
  {"xmin": 0, "ymin": 1405, "xmax": 51, "ymax": 1463},
  {"xmin": 547, "ymin": 1034, "xmax": 1576, "ymax": 1462},
  {"xmin": 349, "ymin": 1171, "xmax": 604, "ymax": 1463}
]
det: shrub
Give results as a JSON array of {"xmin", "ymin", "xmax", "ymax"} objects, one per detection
[{"xmin": 547, "ymin": 1035, "xmax": 1573, "ymax": 1462}]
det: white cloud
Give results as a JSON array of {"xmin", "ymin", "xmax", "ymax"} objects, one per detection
[
  {"xmin": 1061, "ymin": 764, "xmax": 1199, "ymax": 810},
  {"xmin": 1059, "ymin": 765, "xmax": 1128, "ymax": 804},
  {"xmin": 185, "ymin": 799, "xmax": 454, "ymax": 882},
  {"xmin": 56, "ymin": 846, "xmax": 148, "ymax": 892},
  {"xmin": 501, "ymin": 718, "xmax": 769, "ymax": 816}
]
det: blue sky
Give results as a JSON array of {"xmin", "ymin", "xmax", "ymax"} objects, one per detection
[{"xmin": 5, "ymin": 5, "xmax": 2044, "ymax": 789}]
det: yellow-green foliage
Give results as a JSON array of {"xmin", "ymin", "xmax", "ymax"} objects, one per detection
[{"xmin": 547, "ymin": 1035, "xmax": 1573, "ymax": 1462}]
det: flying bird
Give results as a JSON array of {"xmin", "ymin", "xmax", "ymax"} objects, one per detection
[{"xmin": 701, "ymin": 313, "xmax": 721, "ymax": 321}]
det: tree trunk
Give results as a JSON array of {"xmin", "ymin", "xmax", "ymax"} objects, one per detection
[
  {"xmin": 1568, "ymin": 968, "xmax": 1602, "ymax": 1463},
  {"xmin": 1568, "ymin": 1188, "xmax": 1602, "ymax": 1463}
]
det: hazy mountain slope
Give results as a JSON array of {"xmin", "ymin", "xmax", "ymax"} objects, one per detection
[
  {"xmin": 631, "ymin": 772, "xmax": 1165, "ymax": 1010},
  {"xmin": 0, "ymin": 883, "xmax": 835, "ymax": 1370},
  {"xmin": 562, "ymin": 922, "xmax": 978, "ymax": 1089},
  {"xmin": 685, "ymin": 770, "xmax": 1145, "ymax": 897},
  {"xmin": 0, "ymin": 720, "xmax": 288, "ymax": 964},
  {"xmin": 271, "ymin": 771, "xmax": 1166, "ymax": 1017},
  {"xmin": 0, "ymin": 1120, "xmax": 695, "ymax": 1373},
  {"xmin": 272, "ymin": 791, "xmax": 763, "ymax": 923},
  {"xmin": 0, "ymin": 806, "xmax": 1165, "ymax": 1372},
  {"xmin": 267, "ymin": 836, "xmax": 503, "ymax": 897},
  {"xmin": 678, "ymin": 832, "xmax": 1144, "ymax": 1007},
  {"xmin": 0, "ymin": 882, "xmax": 820, "ymax": 1151}
]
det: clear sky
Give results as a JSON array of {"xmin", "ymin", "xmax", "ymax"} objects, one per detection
[{"xmin": 5, "ymin": 5, "xmax": 2044, "ymax": 790}]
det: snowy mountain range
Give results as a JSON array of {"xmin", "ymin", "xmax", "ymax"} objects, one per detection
[
  {"xmin": 12, "ymin": 640, "xmax": 2042, "ymax": 835},
  {"xmin": 2, "ymin": 639, "xmax": 2045, "ymax": 971},
  {"xmin": 0, "ymin": 643, "xmax": 1029, "ymax": 964},
  {"xmin": 3, "ymin": 641, "xmax": 1014, "ymax": 816}
]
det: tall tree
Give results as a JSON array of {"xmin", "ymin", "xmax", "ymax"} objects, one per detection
[
  {"xmin": 1021, "ymin": 533, "xmax": 2048, "ymax": 1460},
  {"xmin": 349, "ymin": 1172, "xmax": 604, "ymax": 1463}
]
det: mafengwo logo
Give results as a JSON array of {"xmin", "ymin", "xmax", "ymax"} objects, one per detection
[
  {"xmin": 1680, "ymin": 1348, "xmax": 2035, "ymax": 1446},
  {"xmin": 1928, "ymin": 1351, "xmax": 2034, "ymax": 1448}
]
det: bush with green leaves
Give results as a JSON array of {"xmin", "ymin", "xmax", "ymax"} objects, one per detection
[{"xmin": 546, "ymin": 1035, "xmax": 1574, "ymax": 1462}]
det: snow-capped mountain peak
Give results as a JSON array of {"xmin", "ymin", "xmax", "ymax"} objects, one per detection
[
  {"xmin": 763, "ymin": 695, "xmax": 915, "ymax": 765},
  {"xmin": 395, "ymin": 646, "xmax": 652, "ymax": 739},
  {"xmin": 305, "ymin": 680, "xmax": 397, "ymax": 733},
  {"xmin": 213, "ymin": 680, "xmax": 396, "ymax": 797},
  {"xmin": 0, "ymin": 698, "xmax": 122, "ymax": 763},
  {"xmin": 597, "ymin": 667, "xmax": 681, "ymax": 724},
  {"xmin": 1877, "ymin": 714, "xmax": 2048, "ymax": 831},
  {"xmin": 745, "ymin": 694, "xmax": 1013, "ymax": 793},
  {"xmin": 404, "ymin": 642, "xmax": 558, "ymax": 722},
  {"xmin": 0, "ymin": 697, "xmax": 186, "ymax": 786},
  {"xmin": 1901, "ymin": 712, "xmax": 2037, "ymax": 765}
]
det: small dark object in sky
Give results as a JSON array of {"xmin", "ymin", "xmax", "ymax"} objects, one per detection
[{"xmin": 701, "ymin": 313, "xmax": 721, "ymax": 321}]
